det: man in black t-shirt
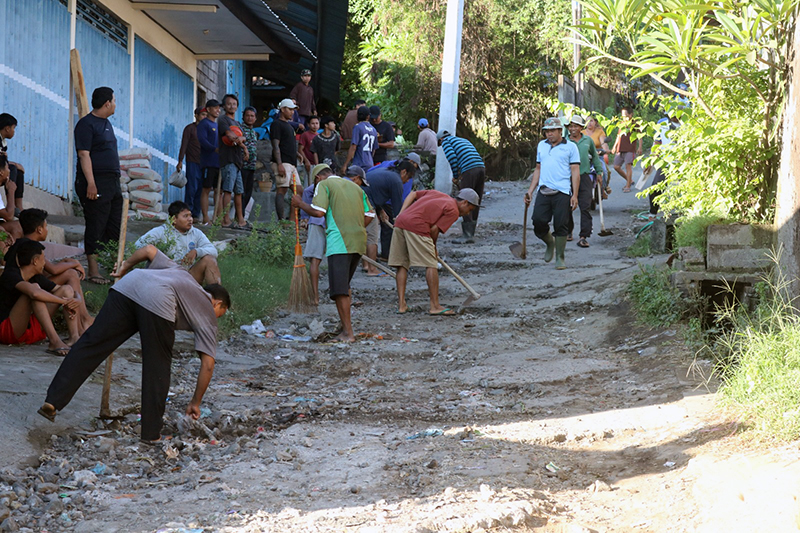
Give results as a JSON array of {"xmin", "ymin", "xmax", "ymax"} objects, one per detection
[
  {"xmin": 217, "ymin": 94, "xmax": 249, "ymax": 229},
  {"xmin": 75, "ymin": 87, "xmax": 123, "ymax": 285},
  {"xmin": 271, "ymin": 98, "xmax": 302, "ymax": 221},
  {"xmin": 0, "ymin": 240, "xmax": 80, "ymax": 355},
  {"xmin": 370, "ymin": 106, "xmax": 396, "ymax": 164}
]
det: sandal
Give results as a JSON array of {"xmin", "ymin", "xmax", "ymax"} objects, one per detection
[
  {"xmin": 37, "ymin": 403, "xmax": 57, "ymax": 422},
  {"xmin": 622, "ymin": 187, "xmax": 631, "ymax": 193},
  {"xmin": 577, "ymin": 237, "xmax": 590, "ymax": 248}
]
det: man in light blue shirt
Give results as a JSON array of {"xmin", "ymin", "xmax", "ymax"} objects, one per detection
[{"xmin": 524, "ymin": 117, "xmax": 580, "ymax": 269}]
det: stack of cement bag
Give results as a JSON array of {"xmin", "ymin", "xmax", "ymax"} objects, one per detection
[{"xmin": 119, "ymin": 148, "xmax": 167, "ymax": 221}]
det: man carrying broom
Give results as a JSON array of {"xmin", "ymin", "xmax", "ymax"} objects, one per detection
[{"xmin": 291, "ymin": 164, "xmax": 375, "ymax": 342}]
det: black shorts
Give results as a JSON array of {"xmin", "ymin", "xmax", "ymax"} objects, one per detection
[
  {"xmin": 327, "ymin": 253, "xmax": 361, "ymax": 299},
  {"xmin": 202, "ymin": 166, "xmax": 220, "ymax": 189}
]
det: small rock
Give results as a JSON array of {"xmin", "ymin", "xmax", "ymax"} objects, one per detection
[
  {"xmin": 276, "ymin": 450, "xmax": 294, "ymax": 461},
  {"xmin": 551, "ymin": 433, "xmax": 567, "ymax": 443},
  {"xmin": 72, "ymin": 470, "xmax": 97, "ymax": 486},
  {"xmin": 479, "ymin": 483, "xmax": 494, "ymax": 501},
  {"xmin": 587, "ymin": 480, "xmax": 612, "ymax": 492},
  {"xmin": 96, "ymin": 437, "xmax": 117, "ymax": 454},
  {"xmin": 0, "ymin": 509, "xmax": 8, "ymax": 523},
  {"xmin": 46, "ymin": 499, "xmax": 64, "ymax": 515},
  {"xmin": 0, "ymin": 517, "xmax": 19, "ymax": 532},
  {"xmin": 349, "ymin": 486, "xmax": 360, "ymax": 494},
  {"xmin": 34, "ymin": 483, "xmax": 58, "ymax": 495},
  {"xmin": 425, "ymin": 459, "xmax": 438, "ymax": 469}
]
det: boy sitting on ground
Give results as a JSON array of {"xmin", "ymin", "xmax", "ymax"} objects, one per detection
[
  {"xmin": 4, "ymin": 209, "xmax": 94, "ymax": 335},
  {"xmin": 0, "ymin": 240, "xmax": 81, "ymax": 355},
  {"xmin": 135, "ymin": 201, "xmax": 221, "ymax": 285}
]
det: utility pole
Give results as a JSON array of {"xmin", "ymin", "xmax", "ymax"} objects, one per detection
[
  {"xmin": 434, "ymin": 0, "xmax": 465, "ymax": 194},
  {"xmin": 572, "ymin": 0, "xmax": 584, "ymax": 108}
]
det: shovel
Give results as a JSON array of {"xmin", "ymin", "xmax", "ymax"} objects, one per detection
[
  {"xmin": 509, "ymin": 203, "xmax": 529, "ymax": 259},
  {"xmin": 438, "ymin": 257, "xmax": 481, "ymax": 306},
  {"xmin": 596, "ymin": 180, "xmax": 613, "ymax": 237}
]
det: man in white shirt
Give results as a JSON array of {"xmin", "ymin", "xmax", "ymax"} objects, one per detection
[{"xmin": 135, "ymin": 201, "xmax": 220, "ymax": 285}]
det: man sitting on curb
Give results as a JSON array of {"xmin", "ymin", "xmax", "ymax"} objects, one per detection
[
  {"xmin": 135, "ymin": 201, "xmax": 221, "ymax": 285},
  {"xmin": 38, "ymin": 245, "xmax": 230, "ymax": 444},
  {"xmin": 0, "ymin": 240, "xmax": 81, "ymax": 355},
  {"xmin": 4, "ymin": 208, "xmax": 94, "ymax": 334},
  {"xmin": 389, "ymin": 188, "xmax": 479, "ymax": 315},
  {"xmin": 292, "ymin": 166, "xmax": 375, "ymax": 342}
]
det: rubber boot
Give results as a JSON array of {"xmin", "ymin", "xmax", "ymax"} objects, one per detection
[
  {"xmin": 542, "ymin": 233, "xmax": 555, "ymax": 262},
  {"xmin": 554, "ymin": 236, "xmax": 567, "ymax": 270},
  {"xmin": 453, "ymin": 220, "xmax": 476, "ymax": 244}
]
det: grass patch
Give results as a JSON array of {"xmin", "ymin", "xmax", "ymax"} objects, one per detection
[
  {"xmin": 674, "ymin": 214, "xmax": 727, "ymax": 255},
  {"xmin": 83, "ymin": 282, "xmax": 110, "ymax": 314},
  {"xmin": 626, "ymin": 265, "xmax": 692, "ymax": 327},
  {"xmin": 627, "ymin": 232, "xmax": 652, "ymax": 257}
]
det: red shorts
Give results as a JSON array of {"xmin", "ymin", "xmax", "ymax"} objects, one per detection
[{"xmin": 0, "ymin": 315, "xmax": 47, "ymax": 345}]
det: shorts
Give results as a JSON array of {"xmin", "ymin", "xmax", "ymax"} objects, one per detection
[
  {"xmin": 0, "ymin": 315, "xmax": 47, "ymax": 345},
  {"xmin": 221, "ymin": 163, "xmax": 244, "ymax": 194},
  {"xmin": 616, "ymin": 151, "xmax": 635, "ymax": 166},
  {"xmin": 327, "ymin": 253, "xmax": 361, "ymax": 299},
  {"xmin": 272, "ymin": 162, "xmax": 302, "ymax": 189},
  {"xmin": 303, "ymin": 223, "xmax": 327, "ymax": 260},
  {"xmin": 366, "ymin": 216, "xmax": 380, "ymax": 246},
  {"xmin": 387, "ymin": 228, "xmax": 438, "ymax": 270},
  {"xmin": 202, "ymin": 166, "xmax": 220, "ymax": 189}
]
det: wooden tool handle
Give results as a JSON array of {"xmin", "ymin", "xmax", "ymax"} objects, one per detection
[
  {"xmin": 438, "ymin": 257, "xmax": 481, "ymax": 300},
  {"xmin": 521, "ymin": 203, "xmax": 528, "ymax": 259},
  {"xmin": 361, "ymin": 255, "xmax": 397, "ymax": 278}
]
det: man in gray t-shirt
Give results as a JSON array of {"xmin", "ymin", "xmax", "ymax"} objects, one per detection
[{"xmin": 39, "ymin": 245, "xmax": 230, "ymax": 443}]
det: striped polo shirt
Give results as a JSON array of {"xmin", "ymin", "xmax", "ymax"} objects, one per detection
[{"xmin": 441, "ymin": 135, "xmax": 484, "ymax": 176}]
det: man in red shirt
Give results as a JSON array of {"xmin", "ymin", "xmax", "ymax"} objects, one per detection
[
  {"xmin": 612, "ymin": 107, "xmax": 643, "ymax": 193},
  {"xmin": 299, "ymin": 116, "xmax": 319, "ymax": 176},
  {"xmin": 289, "ymin": 69, "xmax": 317, "ymax": 126},
  {"xmin": 389, "ymin": 188, "xmax": 479, "ymax": 316}
]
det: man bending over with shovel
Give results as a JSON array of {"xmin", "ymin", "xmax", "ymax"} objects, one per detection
[
  {"xmin": 389, "ymin": 188, "xmax": 479, "ymax": 315},
  {"xmin": 38, "ymin": 245, "xmax": 230, "ymax": 444}
]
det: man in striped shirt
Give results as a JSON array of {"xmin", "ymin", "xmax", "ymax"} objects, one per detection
[{"xmin": 438, "ymin": 131, "xmax": 485, "ymax": 244}]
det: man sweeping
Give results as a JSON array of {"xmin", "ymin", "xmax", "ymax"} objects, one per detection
[
  {"xmin": 38, "ymin": 244, "xmax": 230, "ymax": 444},
  {"xmin": 291, "ymin": 166, "xmax": 375, "ymax": 342},
  {"xmin": 389, "ymin": 188, "xmax": 479, "ymax": 315}
]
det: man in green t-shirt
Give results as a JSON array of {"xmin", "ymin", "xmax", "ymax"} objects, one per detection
[{"xmin": 292, "ymin": 165, "xmax": 375, "ymax": 342}]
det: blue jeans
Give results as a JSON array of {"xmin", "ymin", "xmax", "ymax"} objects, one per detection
[
  {"xmin": 184, "ymin": 161, "xmax": 203, "ymax": 218},
  {"xmin": 221, "ymin": 163, "xmax": 244, "ymax": 194}
]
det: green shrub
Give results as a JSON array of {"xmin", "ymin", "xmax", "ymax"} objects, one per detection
[{"xmin": 626, "ymin": 265, "xmax": 687, "ymax": 327}]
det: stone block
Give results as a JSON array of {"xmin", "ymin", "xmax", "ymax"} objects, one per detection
[
  {"xmin": 679, "ymin": 246, "xmax": 705, "ymax": 265},
  {"xmin": 707, "ymin": 224, "xmax": 774, "ymax": 248},
  {"xmin": 250, "ymin": 191, "xmax": 276, "ymax": 223},
  {"xmin": 707, "ymin": 247, "xmax": 771, "ymax": 272},
  {"xmin": 649, "ymin": 219, "xmax": 668, "ymax": 253}
]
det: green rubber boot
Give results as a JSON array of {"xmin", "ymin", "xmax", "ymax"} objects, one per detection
[
  {"xmin": 543, "ymin": 233, "xmax": 556, "ymax": 262},
  {"xmin": 554, "ymin": 236, "xmax": 567, "ymax": 270}
]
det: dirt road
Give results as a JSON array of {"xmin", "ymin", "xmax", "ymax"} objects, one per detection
[{"xmin": 3, "ymin": 176, "xmax": 800, "ymax": 532}]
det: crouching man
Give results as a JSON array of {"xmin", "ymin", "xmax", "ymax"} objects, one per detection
[
  {"xmin": 389, "ymin": 188, "xmax": 479, "ymax": 315},
  {"xmin": 135, "ymin": 201, "xmax": 221, "ymax": 285},
  {"xmin": 39, "ymin": 244, "xmax": 230, "ymax": 444}
]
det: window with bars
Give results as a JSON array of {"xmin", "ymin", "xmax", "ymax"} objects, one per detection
[{"xmin": 59, "ymin": 0, "xmax": 128, "ymax": 49}]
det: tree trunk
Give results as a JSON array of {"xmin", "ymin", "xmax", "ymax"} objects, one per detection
[{"xmin": 775, "ymin": 23, "xmax": 800, "ymax": 296}]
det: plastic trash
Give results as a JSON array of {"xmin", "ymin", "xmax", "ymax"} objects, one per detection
[
  {"xmin": 169, "ymin": 170, "xmax": 187, "ymax": 188},
  {"xmin": 281, "ymin": 334, "xmax": 311, "ymax": 342},
  {"xmin": 545, "ymin": 462, "xmax": 560, "ymax": 473},
  {"xmin": 240, "ymin": 319, "xmax": 266, "ymax": 335},
  {"xmin": 91, "ymin": 463, "xmax": 107, "ymax": 475},
  {"xmin": 406, "ymin": 428, "xmax": 444, "ymax": 440}
]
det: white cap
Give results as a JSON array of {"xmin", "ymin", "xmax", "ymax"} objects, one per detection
[{"xmin": 278, "ymin": 98, "xmax": 298, "ymax": 109}]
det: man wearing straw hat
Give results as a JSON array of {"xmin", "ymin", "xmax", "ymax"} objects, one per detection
[{"xmin": 292, "ymin": 165, "xmax": 375, "ymax": 342}]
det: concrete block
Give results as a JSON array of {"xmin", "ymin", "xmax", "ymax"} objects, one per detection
[
  {"xmin": 679, "ymin": 246, "xmax": 705, "ymax": 266},
  {"xmin": 250, "ymin": 191, "xmax": 277, "ymax": 223},
  {"xmin": 650, "ymin": 219, "xmax": 667, "ymax": 253},
  {"xmin": 44, "ymin": 224, "xmax": 65, "ymax": 245},
  {"xmin": 21, "ymin": 185, "xmax": 72, "ymax": 216},
  {"xmin": 707, "ymin": 224, "xmax": 774, "ymax": 248},
  {"xmin": 707, "ymin": 247, "xmax": 771, "ymax": 272}
]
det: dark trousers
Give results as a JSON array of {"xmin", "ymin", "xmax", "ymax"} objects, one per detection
[
  {"xmin": 378, "ymin": 204, "xmax": 394, "ymax": 258},
  {"xmin": 241, "ymin": 168, "xmax": 255, "ymax": 212},
  {"xmin": 76, "ymin": 174, "xmax": 123, "ymax": 256},
  {"xmin": 45, "ymin": 291, "xmax": 176, "ymax": 441},
  {"xmin": 458, "ymin": 166, "xmax": 486, "ymax": 223},
  {"xmin": 649, "ymin": 168, "xmax": 666, "ymax": 215},
  {"xmin": 184, "ymin": 161, "xmax": 203, "ymax": 218},
  {"xmin": 9, "ymin": 164, "xmax": 23, "ymax": 199},
  {"xmin": 532, "ymin": 190, "xmax": 571, "ymax": 239},
  {"xmin": 567, "ymin": 173, "xmax": 594, "ymax": 238}
]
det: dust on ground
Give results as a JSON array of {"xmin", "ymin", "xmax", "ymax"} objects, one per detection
[{"xmin": 3, "ymin": 178, "xmax": 800, "ymax": 533}]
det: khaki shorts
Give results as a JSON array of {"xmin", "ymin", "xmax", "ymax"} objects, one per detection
[
  {"xmin": 388, "ymin": 228, "xmax": 438, "ymax": 270},
  {"xmin": 271, "ymin": 162, "xmax": 302, "ymax": 189},
  {"xmin": 366, "ymin": 216, "xmax": 380, "ymax": 246}
]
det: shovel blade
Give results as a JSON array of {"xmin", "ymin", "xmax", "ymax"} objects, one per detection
[
  {"xmin": 509, "ymin": 242, "xmax": 525, "ymax": 259},
  {"xmin": 461, "ymin": 293, "xmax": 481, "ymax": 307}
]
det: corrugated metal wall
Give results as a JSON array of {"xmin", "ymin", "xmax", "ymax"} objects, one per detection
[
  {"xmin": 134, "ymin": 37, "xmax": 192, "ymax": 204},
  {"xmin": 0, "ymin": 0, "xmax": 192, "ymax": 203},
  {"xmin": 0, "ymin": 0, "xmax": 71, "ymax": 196}
]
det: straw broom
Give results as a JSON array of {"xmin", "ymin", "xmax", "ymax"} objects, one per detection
[{"xmin": 287, "ymin": 177, "xmax": 316, "ymax": 313}]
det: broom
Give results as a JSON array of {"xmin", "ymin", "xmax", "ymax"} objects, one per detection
[{"xmin": 287, "ymin": 177, "xmax": 316, "ymax": 313}]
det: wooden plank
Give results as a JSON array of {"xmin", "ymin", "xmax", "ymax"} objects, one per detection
[{"xmin": 69, "ymin": 48, "xmax": 89, "ymax": 118}]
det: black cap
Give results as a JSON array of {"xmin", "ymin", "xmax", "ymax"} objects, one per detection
[
  {"xmin": 357, "ymin": 107, "xmax": 370, "ymax": 120},
  {"xmin": 369, "ymin": 105, "xmax": 381, "ymax": 119},
  {"xmin": 205, "ymin": 99, "xmax": 221, "ymax": 108}
]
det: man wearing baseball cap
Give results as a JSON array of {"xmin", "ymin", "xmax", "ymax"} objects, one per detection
[
  {"xmin": 289, "ymin": 68, "xmax": 316, "ymax": 125},
  {"xmin": 437, "ymin": 130, "xmax": 486, "ymax": 244},
  {"xmin": 271, "ymin": 98, "xmax": 302, "ymax": 220},
  {"xmin": 524, "ymin": 117, "xmax": 580, "ymax": 269},
  {"xmin": 389, "ymin": 188, "xmax": 479, "ymax": 315},
  {"xmin": 177, "ymin": 106, "xmax": 207, "ymax": 220},
  {"xmin": 414, "ymin": 118, "xmax": 437, "ymax": 154}
]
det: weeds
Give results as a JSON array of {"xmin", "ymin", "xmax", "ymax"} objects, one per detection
[
  {"xmin": 626, "ymin": 265, "xmax": 691, "ymax": 327},
  {"xmin": 674, "ymin": 214, "xmax": 726, "ymax": 255},
  {"xmin": 627, "ymin": 232, "xmax": 652, "ymax": 257}
]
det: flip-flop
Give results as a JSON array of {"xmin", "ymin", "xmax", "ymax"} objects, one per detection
[
  {"xmin": 37, "ymin": 404, "xmax": 56, "ymax": 422},
  {"xmin": 577, "ymin": 238, "xmax": 590, "ymax": 248},
  {"xmin": 86, "ymin": 275, "xmax": 111, "ymax": 285},
  {"xmin": 622, "ymin": 187, "xmax": 632, "ymax": 193},
  {"xmin": 46, "ymin": 347, "xmax": 70, "ymax": 357},
  {"xmin": 429, "ymin": 308, "xmax": 455, "ymax": 316},
  {"xmin": 140, "ymin": 435, "xmax": 171, "ymax": 445},
  {"xmin": 396, "ymin": 308, "xmax": 409, "ymax": 314},
  {"xmin": 366, "ymin": 272, "xmax": 389, "ymax": 277}
]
